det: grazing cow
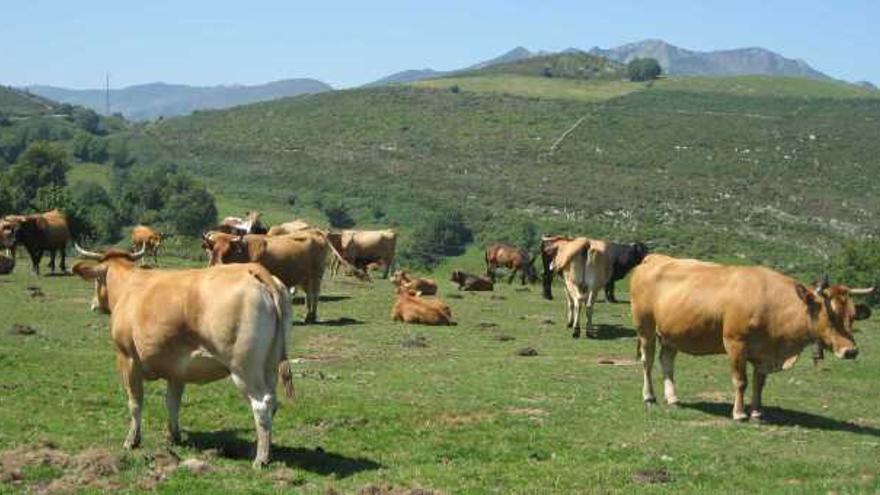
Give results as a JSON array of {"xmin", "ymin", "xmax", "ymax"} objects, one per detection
[
  {"xmin": 217, "ymin": 211, "xmax": 269, "ymax": 235},
  {"xmin": 130, "ymin": 225, "xmax": 162, "ymax": 265},
  {"xmin": 391, "ymin": 286, "xmax": 454, "ymax": 325},
  {"xmin": 603, "ymin": 242, "xmax": 650, "ymax": 303},
  {"xmin": 267, "ymin": 219, "xmax": 312, "ymax": 237},
  {"xmin": 391, "ymin": 270, "xmax": 438, "ymax": 296},
  {"xmin": 485, "ymin": 243, "xmax": 537, "ymax": 285},
  {"xmin": 450, "ymin": 270, "xmax": 494, "ymax": 291},
  {"xmin": 72, "ymin": 245, "xmax": 293, "ymax": 468},
  {"xmin": 630, "ymin": 254, "xmax": 873, "ymax": 420},
  {"xmin": 549, "ymin": 237, "xmax": 613, "ymax": 338},
  {"xmin": 0, "ymin": 209, "xmax": 70, "ymax": 274},
  {"xmin": 325, "ymin": 229, "xmax": 397, "ymax": 278},
  {"xmin": 203, "ymin": 231, "xmax": 329, "ymax": 323}
]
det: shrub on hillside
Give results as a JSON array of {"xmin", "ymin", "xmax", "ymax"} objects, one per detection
[
  {"xmin": 5, "ymin": 141, "xmax": 70, "ymax": 211},
  {"xmin": 627, "ymin": 58, "xmax": 662, "ymax": 82},
  {"xmin": 829, "ymin": 239, "xmax": 880, "ymax": 306},
  {"xmin": 72, "ymin": 133, "xmax": 109, "ymax": 163},
  {"xmin": 399, "ymin": 210, "xmax": 473, "ymax": 269}
]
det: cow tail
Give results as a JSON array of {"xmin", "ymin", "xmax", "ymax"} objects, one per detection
[{"xmin": 268, "ymin": 275, "xmax": 294, "ymax": 400}]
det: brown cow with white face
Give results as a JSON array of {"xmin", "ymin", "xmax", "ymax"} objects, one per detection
[
  {"xmin": 0, "ymin": 209, "xmax": 70, "ymax": 274},
  {"xmin": 630, "ymin": 254, "xmax": 872, "ymax": 421},
  {"xmin": 72, "ymin": 245, "xmax": 293, "ymax": 468}
]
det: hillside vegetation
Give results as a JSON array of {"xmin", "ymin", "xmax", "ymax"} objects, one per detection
[
  {"xmin": 0, "ymin": 86, "xmax": 56, "ymax": 116},
  {"xmin": 138, "ymin": 71, "xmax": 880, "ymax": 279}
]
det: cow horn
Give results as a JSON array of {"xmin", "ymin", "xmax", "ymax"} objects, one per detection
[
  {"xmin": 815, "ymin": 274, "xmax": 830, "ymax": 292},
  {"xmin": 128, "ymin": 244, "xmax": 147, "ymax": 261},
  {"xmin": 74, "ymin": 243, "xmax": 104, "ymax": 260},
  {"xmin": 849, "ymin": 287, "xmax": 875, "ymax": 296}
]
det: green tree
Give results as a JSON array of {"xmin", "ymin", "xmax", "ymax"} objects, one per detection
[
  {"xmin": 6, "ymin": 141, "xmax": 70, "ymax": 210},
  {"xmin": 829, "ymin": 239, "xmax": 880, "ymax": 306},
  {"xmin": 627, "ymin": 58, "xmax": 662, "ymax": 82},
  {"xmin": 163, "ymin": 186, "xmax": 218, "ymax": 236},
  {"xmin": 72, "ymin": 107, "xmax": 101, "ymax": 134},
  {"xmin": 72, "ymin": 133, "xmax": 109, "ymax": 163},
  {"xmin": 399, "ymin": 210, "xmax": 473, "ymax": 269},
  {"xmin": 70, "ymin": 181, "xmax": 123, "ymax": 242}
]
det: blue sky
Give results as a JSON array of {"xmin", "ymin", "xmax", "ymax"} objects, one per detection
[{"xmin": 4, "ymin": 0, "xmax": 877, "ymax": 89}]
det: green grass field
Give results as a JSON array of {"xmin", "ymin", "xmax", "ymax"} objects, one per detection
[
  {"xmin": 1, "ymin": 249, "xmax": 879, "ymax": 493},
  {"xmin": 411, "ymin": 75, "xmax": 642, "ymax": 102}
]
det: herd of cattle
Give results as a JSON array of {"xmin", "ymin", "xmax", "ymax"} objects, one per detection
[{"xmin": 0, "ymin": 208, "xmax": 874, "ymax": 467}]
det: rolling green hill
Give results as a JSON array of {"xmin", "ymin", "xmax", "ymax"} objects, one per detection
[
  {"xmin": 131, "ymin": 73, "xmax": 880, "ymax": 277},
  {"xmin": 0, "ymin": 86, "xmax": 56, "ymax": 116}
]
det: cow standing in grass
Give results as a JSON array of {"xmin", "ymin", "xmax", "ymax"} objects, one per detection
[
  {"xmin": 485, "ymin": 243, "xmax": 537, "ymax": 285},
  {"xmin": 549, "ymin": 237, "xmax": 613, "ymax": 338},
  {"xmin": 630, "ymin": 254, "xmax": 872, "ymax": 420},
  {"xmin": 0, "ymin": 209, "xmax": 70, "ymax": 275},
  {"xmin": 73, "ymin": 245, "xmax": 293, "ymax": 468}
]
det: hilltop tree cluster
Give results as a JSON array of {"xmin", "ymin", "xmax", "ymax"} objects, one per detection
[{"xmin": 627, "ymin": 57, "xmax": 662, "ymax": 81}]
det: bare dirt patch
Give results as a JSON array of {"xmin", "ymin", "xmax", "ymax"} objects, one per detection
[
  {"xmin": 0, "ymin": 442, "xmax": 123, "ymax": 493},
  {"xmin": 354, "ymin": 482, "xmax": 444, "ymax": 495},
  {"xmin": 632, "ymin": 467, "xmax": 672, "ymax": 484}
]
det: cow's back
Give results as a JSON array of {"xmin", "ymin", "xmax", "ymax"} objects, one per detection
[
  {"xmin": 262, "ymin": 233, "xmax": 327, "ymax": 289},
  {"xmin": 37, "ymin": 210, "xmax": 70, "ymax": 248}
]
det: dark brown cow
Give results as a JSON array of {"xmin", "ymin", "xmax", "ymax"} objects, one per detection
[
  {"xmin": 0, "ymin": 209, "xmax": 70, "ymax": 274},
  {"xmin": 485, "ymin": 243, "xmax": 537, "ymax": 285},
  {"xmin": 630, "ymin": 254, "xmax": 872, "ymax": 420},
  {"xmin": 450, "ymin": 270, "xmax": 494, "ymax": 291}
]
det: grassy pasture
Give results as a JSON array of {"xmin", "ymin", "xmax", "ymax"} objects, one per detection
[{"xmin": 1, "ymin": 249, "xmax": 879, "ymax": 493}]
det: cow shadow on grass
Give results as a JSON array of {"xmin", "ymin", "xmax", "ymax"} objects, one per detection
[
  {"xmin": 186, "ymin": 429, "xmax": 382, "ymax": 477},
  {"xmin": 589, "ymin": 324, "xmax": 636, "ymax": 340},
  {"xmin": 291, "ymin": 295, "xmax": 352, "ymax": 305},
  {"xmin": 307, "ymin": 317, "xmax": 364, "ymax": 327},
  {"xmin": 680, "ymin": 401, "xmax": 880, "ymax": 438}
]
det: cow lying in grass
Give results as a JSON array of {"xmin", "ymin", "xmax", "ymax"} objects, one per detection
[
  {"xmin": 391, "ymin": 287, "xmax": 455, "ymax": 325},
  {"xmin": 450, "ymin": 270, "xmax": 493, "ymax": 291},
  {"xmin": 392, "ymin": 270, "xmax": 438, "ymax": 296}
]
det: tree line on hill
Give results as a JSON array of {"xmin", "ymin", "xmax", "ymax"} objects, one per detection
[{"xmin": 0, "ymin": 104, "xmax": 217, "ymax": 244}]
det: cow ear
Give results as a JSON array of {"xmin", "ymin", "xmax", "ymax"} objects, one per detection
[
  {"xmin": 854, "ymin": 304, "xmax": 872, "ymax": 321},
  {"xmin": 796, "ymin": 284, "xmax": 819, "ymax": 308},
  {"xmin": 73, "ymin": 261, "xmax": 106, "ymax": 281}
]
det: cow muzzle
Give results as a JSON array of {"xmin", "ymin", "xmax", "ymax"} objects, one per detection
[{"xmin": 838, "ymin": 347, "xmax": 859, "ymax": 360}]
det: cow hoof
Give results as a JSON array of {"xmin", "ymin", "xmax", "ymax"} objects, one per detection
[
  {"xmin": 750, "ymin": 410, "xmax": 763, "ymax": 422},
  {"xmin": 304, "ymin": 315, "xmax": 316, "ymax": 324},
  {"xmin": 571, "ymin": 332, "xmax": 580, "ymax": 339},
  {"xmin": 252, "ymin": 458, "xmax": 270, "ymax": 470},
  {"xmin": 644, "ymin": 397, "xmax": 657, "ymax": 409},
  {"xmin": 123, "ymin": 437, "xmax": 141, "ymax": 450},
  {"xmin": 666, "ymin": 397, "xmax": 679, "ymax": 407},
  {"xmin": 732, "ymin": 411, "xmax": 749, "ymax": 422},
  {"xmin": 585, "ymin": 331, "xmax": 599, "ymax": 339}
]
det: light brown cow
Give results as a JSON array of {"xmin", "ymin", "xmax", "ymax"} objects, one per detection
[
  {"xmin": 267, "ymin": 219, "xmax": 312, "ymax": 236},
  {"xmin": 72, "ymin": 245, "xmax": 293, "ymax": 468},
  {"xmin": 203, "ymin": 231, "xmax": 329, "ymax": 323},
  {"xmin": 391, "ymin": 270, "xmax": 438, "ymax": 296},
  {"xmin": 326, "ymin": 229, "xmax": 397, "ymax": 278},
  {"xmin": 550, "ymin": 237, "xmax": 613, "ymax": 338},
  {"xmin": 630, "ymin": 254, "xmax": 872, "ymax": 420},
  {"xmin": 130, "ymin": 225, "xmax": 162, "ymax": 265},
  {"xmin": 391, "ymin": 286, "xmax": 454, "ymax": 325},
  {"xmin": 0, "ymin": 209, "xmax": 70, "ymax": 274}
]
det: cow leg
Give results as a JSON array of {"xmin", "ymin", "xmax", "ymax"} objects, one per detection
[
  {"xmin": 584, "ymin": 289, "xmax": 598, "ymax": 337},
  {"xmin": 165, "ymin": 379, "xmax": 185, "ymax": 444},
  {"xmin": 59, "ymin": 246, "xmax": 67, "ymax": 273},
  {"xmin": 639, "ymin": 334, "xmax": 657, "ymax": 404},
  {"xmin": 659, "ymin": 344, "xmax": 678, "ymax": 405},
  {"xmin": 29, "ymin": 249, "xmax": 42, "ymax": 275},
  {"xmin": 605, "ymin": 281, "xmax": 617, "ymax": 303},
  {"xmin": 117, "ymin": 354, "xmax": 144, "ymax": 449},
  {"xmin": 724, "ymin": 340, "xmax": 749, "ymax": 421},
  {"xmin": 565, "ymin": 291, "xmax": 578, "ymax": 337},
  {"xmin": 305, "ymin": 282, "xmax": 319, "ymax": 324},
  {"xmin": 230, "ymin": 370, "xmax": 275, "ymax": 469},
  {"xmin": 750, "ymin": 367, "xmax": 766, "ymax": 420},
  {"xmin": 508, "ymin": 268, "xmax": 517, "ymax": 285},
  {"xmin": 48, "ymin": 250, "xmax": 57, "ymax": 273}
]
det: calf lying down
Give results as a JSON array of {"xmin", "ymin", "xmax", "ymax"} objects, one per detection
[{"xmin": 391, "ymin": 288, "xmax": 455, "ymax": 325}]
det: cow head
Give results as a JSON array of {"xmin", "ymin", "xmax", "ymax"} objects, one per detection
[
  {"xmin": 450, "ymin": 270, "xmax": 464, "ymax": 285},
  {"xmin": 797, "ymin": 282, "xmax": 873, "ymax": 359},
  {"xmin": 0, "ymin": 215, "xmax": 27, "ymax": 249},
  {"xmin": 72, "ymin": 244, "xmax": 146, "ymax": 314},
  {"xmin": 204, "ymin": 233, "xmax": 266, "ymax": 266}
]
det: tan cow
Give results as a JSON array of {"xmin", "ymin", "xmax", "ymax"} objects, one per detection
[
  {"xmin": 267, "ymin": 219, "xmax": 312, "ymax": 236},
  {"xmin": 203, "ymin": 232, "xmax": 328, "ymax": 323},
  {"xmin": 391, "ymin": 270, "xmax": 438, "ymax": 296},
  {"xmin": 326, "ymin": 229, "xmax": 397, "ymax": 278},
  {"xmin": 72, "ymin": 245, "xmax": 293, "ymax": 468},
  {"xmin": 0, "ymin": 209, "xmax": 70, "ymax": 274},
  {"xmin": 549, "ymin": 237, "xmax": 613, "ymax": 338},
  {"xmin": 130, "ymin": 225, "xmax": 162, "ymax": 265},
  {"xmin": 391, "ymin": 286, "xmax": 454, "ymax": 325},
  {"xmin": 630, "ymin": 254, "xmax": 872, "ymax": 420}
]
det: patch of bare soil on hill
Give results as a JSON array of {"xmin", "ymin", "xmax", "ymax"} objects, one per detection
[{"xmin": 0, "ymin": 442, "xmax": 122, "ymax": 493}]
